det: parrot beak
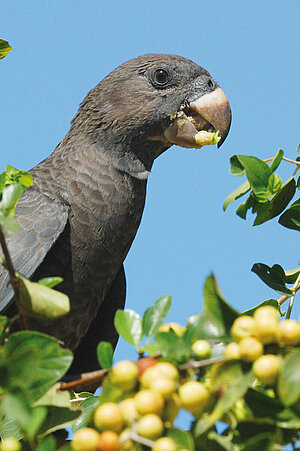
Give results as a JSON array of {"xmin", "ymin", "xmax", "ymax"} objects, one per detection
[{"xmin": 164, "ymin": 87, "xmax": 231, "ymax": 149}]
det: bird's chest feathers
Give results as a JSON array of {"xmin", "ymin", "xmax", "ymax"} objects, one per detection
[{"xmin": 68, "ymin": 169, "xmax": 146, "ymax": 266}]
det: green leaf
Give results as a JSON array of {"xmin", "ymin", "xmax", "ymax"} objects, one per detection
[
  {"xmin": 0, "ymin": 390, "xmax": 32, "ymax": 429},
  {"xmin": 145, "ymin": 331, "xmax": 190, "ymax": 363},
  {"xmin": 0, "ymin": 214, "xmax": 19, "ymax": 233},
  {"xmin": 0, "ymin": 183, "xmax": 24, "ymax": 211},
  {"xmin": 267, "ymin": 173, "xmax": 282, "ymax": 195},
  {"xmin": 36, "ymin": 436, "xmax": 57, "ymax": 451},
  {"xmin": 229, "ymin": 155, "xmax": 245, "ymax": 177},
  {"xmin": 269, "ymin": 148, "xmax": 284, "ymax": 172},
  {"xmin": 194, "ymin": 361, "xmax": 253, "ymax": 437},
  {"xmin": 72, "ymin": 396, "xmax": 99, "ymax": 433},
  {"xmin": 235, "ymin": 155, "xmax": 272, "ymax": 199},
  {"xmin": 37, "ymin": 277, "xmax": 64, "ymax": 288},
  {"xmin": 1, "ymin": 166, "xmax": 32, "ymax": 189},
  {"xmin": 142, "ymin": 295, "xmax": 172, "ymax": 338},
  {"xmin": 236, "ymin": 195, "xmax": 255, "ymax": 220},
  {"xmin": 278, "ymin": 349, "xmax": 300, "ymax": 406},
  {"xmin": 22, "ymin": 406, "xmax": 47, "ymax": 439},
  {"xmin": 0, "ymin": 40, "xmax": 12, "ymax": 59},
  {"xmin": 253, "ymin": 177, "xmax": 296, "ymax": 225},
  {"xmin": 97, "ymin": 341, "xmax": 113, "ymax": 369},
  {"xmin": 242, "ymin": 433, "xmax": 274, "ymax": 451},
  {"xmin": 0, "ymin": 416, "xmax": 22, "ymax": 441},
  {"xmin": 251, "ymin": 263, "xmax": 292, "ymax": 296},
  {"xmin": 18, "ymin": 275, "xmax": 70, "ymax": 319},
  {"xmin": 114, "ymin": 309, "xmax": 142, "ymax": 349},
  {"xmin": 5, "ymin": 331, "xmax": 73, "ymax": 401},
  {"xmin": 34, "ymin": 384, "xmax": 72, "ymax": 409},
  {"xmin": 279, "ymin": 198, "xmax": 300, "ymax": 231},
  {"xmin": 223, "ymin": 180, "xmax": 250, "ymax": 211},
  {"xmin": 285, "ymin": 267, "xmax": 300, "ymax": 284},
  {"xmin": 165, "ymin": 428, "xmax": 195, "ymax": 451},
  {"xmin": 37, "ymin": 406, "xmax": 80, "ymax": 435},
  {"xmin": 202, "ymin": 275, "xmax": 239, "ymax": 336},
  {"xmin": 184, "ymin": 311, "xmax": 226, "ymax": 345}
]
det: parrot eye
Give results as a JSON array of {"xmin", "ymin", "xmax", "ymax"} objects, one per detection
[
  {"xmin": 207, "ymin": 79, "xmax": 214, "ymax": 89},
  {"xmin": 153, "ymin": 69, "xmax": 170, "ymax": 86}
]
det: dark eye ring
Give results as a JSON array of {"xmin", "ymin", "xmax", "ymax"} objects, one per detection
[{"xmin": 153, "ymin": 69, "xmax": 169, "ymax": 86}]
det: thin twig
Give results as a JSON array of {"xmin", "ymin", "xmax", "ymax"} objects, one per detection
[
  {"xmin": 278, "ymin": 271, "xmax": 300, "ymax": 321},
  {"xmin": 264, "ymin": 156, "xmax": 300, "ymax": 166},
  {"xmin": 179, "ymin": 356, "xmax": 224, "ymax": 370},
  {"xmin": 59, "ymin": 368, "xmax": 108, "ymax": 391},
  {"xmin": 0, "ymin": 225, "xmax": 26, "ymax": 329}
]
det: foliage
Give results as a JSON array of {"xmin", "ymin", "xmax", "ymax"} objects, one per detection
[{"xmin": 1, "ymin": 37, "xmax": 300, "ymax": 451}]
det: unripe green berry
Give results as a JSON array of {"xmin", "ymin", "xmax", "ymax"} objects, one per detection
[
  {"xmin": 94, "ymin": 402, "xmax": 124, "ymax": 432},
  {"xmin": 278, "ymin": 320, "xmax": 300, "ymax": 345},
  {"xmin": 152, "ymin": 437, "xmax": 177, "ymax": 451},
  {"xmin": 137, "ymin": 414, "xmax": 164, "ymax": 439},
  {"xmin": 0, "ymin": 438, "xmax": 21, "ymax": 451},
  {"xmin": 178, "ymin": 380, "xmax": 209, "ymax": 415},
  {"xmin": 224, "ymin": 342, "xmax": 241, "ymax": 360},
  {"xmin": 239, "ymin": 337, "xmax": 263, "ymax": 362},
  {"xmin": 71, "ymin": 428, "xmax": 100, "ymax": 451},
  {"xmin": 191, "ymin": 340, "xmax": 211, "ymax": 358},
  {"xmin": 111, "ymin": 360, "xmax": 138, "ymax": 390},
  {"xmin": 253, "ymin": 354, "xmax": 280, "ymax": 385},
  {"xmin": 231, "ymin": 316, "xmax": 255, "ymax": 341}
]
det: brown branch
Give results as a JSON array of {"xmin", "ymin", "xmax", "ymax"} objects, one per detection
[
  {"xmin": 59, "ymin": 368, "xmax": 108, "ymax": 392},
  {"xmin": 0, "ymin": 225, "xmax": 27, "ymax": 329}
]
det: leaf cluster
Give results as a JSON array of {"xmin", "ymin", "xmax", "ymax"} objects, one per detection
[{"xmin": 223, "ymin": 146, "xmax": 300, "ymax": 230}]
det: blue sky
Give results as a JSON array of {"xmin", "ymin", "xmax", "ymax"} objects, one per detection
[{"xmin": 1, "ymin": 0, "xmax": 300, "ymax": 368}]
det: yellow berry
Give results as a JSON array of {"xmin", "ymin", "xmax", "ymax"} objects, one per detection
[
  {"xmin": 178, "ymin": 380, "xmax": 209, "ymax": 415},
  {"xmin": 141, "ymin": 363, "xmax": 179, "ymax": 388},
  {"xmin": 152, "ymin": 437, "xmax": 177, "ymax": 451},
  {"xmin": 253, "ymin": 354, "xmax": 280, "ymax": 385},
  {"xmin": 159, "ymin": 322, "xmax": 185, "ymax": 337},
  {"xmin": 0, "ymin": 438, "xmax": 21, "ymax": 451},
  {"xmin": 98, "ymin": 431, "xmax": 120, "ymax": 451},
  {"xmin": 71, "ymin": 428, "xmax": 100, "ymax": 451},
  {"xmin": 254, "ymin": 316, "xmax": 278, "ymax": 344},
  {"xmin": 191, "ymin": 340, "xmax": 211, "ymax": 358},
  {"xmin": 135, "ymin": 389, "xmax": 164, "ymax": 415},
  {"xmin": 239, "ymin": 337, "xmax": 263, "ymax": 362},
  {"xmin": 136, "ymin": 414, "xmax": 164, "ymax": 439},
  {"xmin": 253, "ymin": 306, "xmax": 279, "ymax": 321},
  {"xmin": 149, "ymin": 377, "xmax": 177, "ymax": 399},
  {"xmin": 230, "ymin": 316, "xmax": 255, "ymax": 340},
  {"xmin": 224, "ymin": 342, "xmax": 241, "ymax": 360},
  {"xmin": 119, "ymin": 398, "xmax": 138, "ymax": 424},
  {"xmin": 278, "ymin": 320, "xmax": 300, "ymax": 345},
  {"xmin": 111, "ymin": 360, "xmax": 138, "ymax": 391},
  {"xmin": 94, "ymin": 403, "xmax": 124, "ymax": 432}
]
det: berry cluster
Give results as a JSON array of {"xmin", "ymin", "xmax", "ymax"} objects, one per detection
[
  {"xmin": 226, "ymin": 305, "xmax": 300, "ymax": 384},
  {"xmin": 72, "ymin": 358, "xmax": 209, "ymax": 451}
]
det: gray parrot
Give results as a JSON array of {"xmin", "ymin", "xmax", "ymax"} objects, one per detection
[{"xmin": 0, "ymin": 54, "xmax": 231, "ymax": 374}]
